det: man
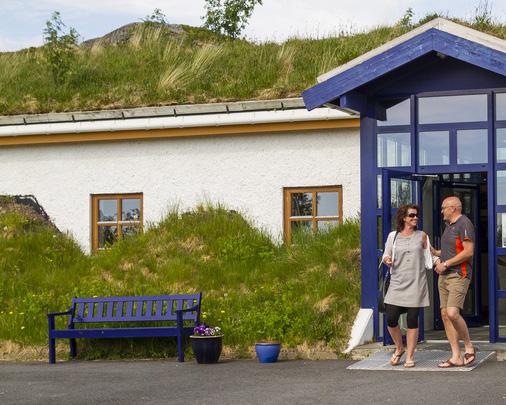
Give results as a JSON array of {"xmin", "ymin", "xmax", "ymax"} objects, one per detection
[{"xmin": 431, "ymin": 196, "xmax": 475, "ymax": 368}]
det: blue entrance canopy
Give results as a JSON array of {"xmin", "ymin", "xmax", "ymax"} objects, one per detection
[{"xmin": 302, "ymin": 18, "xmax": 506, "ymax": 119}]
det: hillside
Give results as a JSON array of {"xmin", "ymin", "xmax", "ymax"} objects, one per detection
[
  {"xmin": 1, "ymin": 15, "xmax": 506, "ymax": 115},
  {"xmin": 0, "ymin": 202, "xmax": 360, "ymax": 361}
]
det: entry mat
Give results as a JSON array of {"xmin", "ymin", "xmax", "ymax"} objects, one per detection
[{"xmin": 347, "ymin": 350, "xmax": 495, "ymax": 372}]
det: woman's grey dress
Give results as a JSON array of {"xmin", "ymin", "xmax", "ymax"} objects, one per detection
[{"xmin": 382, "ymin": 230, "xmax": 430, "ymax": 308}]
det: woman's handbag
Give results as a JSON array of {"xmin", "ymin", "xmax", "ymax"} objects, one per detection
[
  {"xmin": 378, "ymin": 262, "xmax": 390, "ymax": 313},
  {"xmin": 378, "ymin": 231, "xmax": 398, "ymax": 313}
]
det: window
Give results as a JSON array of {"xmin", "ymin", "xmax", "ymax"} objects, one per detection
[
  {"xmin": 418, "ymin": 94, "xmax": 487, "ymax": 124},
  {"xmin": 91, "ymin": 194, "xmax": 143, "ymax": 251},
  {"xmin": 377, "ymin": 132, "xmax": 411, "ymax": 167},
  {"xmin": 419, "ymin": 131, "xmax": 450, "ymax": 166},
  {"xmin": 284, "ymin": 186, "xmax": 342, "ymax": 242}
]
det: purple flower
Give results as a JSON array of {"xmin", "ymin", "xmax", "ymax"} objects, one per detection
[{"xmin": 193, "ymin": 324, "xmax": 222, "ymax": 336}]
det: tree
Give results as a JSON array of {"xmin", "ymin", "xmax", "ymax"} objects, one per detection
[
  {"xmin": 42, "ymin": 11, "xmax": 79, "ymax": 85},
  {"xmin": 202, "ymin": 0, "xmax": 263, "ymax": 39},
  {"xmin": 142, "ymin": 8, "xmax": 169, "ymax": 27}
]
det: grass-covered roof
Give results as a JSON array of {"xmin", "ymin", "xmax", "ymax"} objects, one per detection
[{"xmin": 1, "ymin": 15, "xmax": 506, "ymax": 116}]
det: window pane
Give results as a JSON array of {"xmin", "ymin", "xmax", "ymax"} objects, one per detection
[
  {"xmin": 377, "ymin": 216, "xmax": 383, "ymax": 250},
  {"xmin": 291, "ymin": 193, "xmax": 312, "ymax": 217},
  {"xmin": 377, "ymin": 133, "xmax": 411, "ymax": 167},
  {"xmin": 497, "ymin": 128, "xmax": 506, "ymax": 163},
  {"xmin": 377, "ymin": 99, "xmax": 410, "ymax": 126},
  {"xmin": 419, "ymin": 131, "xmax": 449, "ymax": 166},
  {"xmin": 496, "ymin": 93, "xmax": 506, "ymax": 121},
  {"xmin": 98, "ymin": 226, "xmax": 117, "ymax": 248},
  {"xmin": 316, "ymin": 192, "xmax": 338, "ymax": 217},
  {"xmin": 122, "ymin": 225, "xmax": 140, "ymax": 238},
  {"xmin": 418, "ymin": 94, "xmax": 487, "ymax": 124},
  {"xmin": 457, "ymin": 129, "xmax": 488, "ymax": 164},
  {"xmin": 122, "ymin": 198, "xmax": 141, "ymax": 221},
  {"xmin": 497, "ymin": 256, "xmax": 506, "ymax": 290},
  {"xmin": 291, "ymin": 221, "xmax": 312, "ymax": 242},
  {"xmin": 498, "ymin": 214, "xmax": 506, "ymax": 248},
  {"xmin": 497, "ymin": 171, "xmax": 506, "ymax": 205},
  {"xmin": 499, "ymin": 299, "xmax": 506, "ymax": 339},
  {"xmin": 391, "ymin": 179, "xmax": 413, "ymax": 208},
  {"xmin": 377, "ymin": 175, "xmax": 382, "ymax": 209},
  {"xmin": 317, "ymin": 220, "xmax": 338, "ymax": 232},
  {"xmin": 98, "ymin": 199, "xmax": 117, "ymax": 221}
]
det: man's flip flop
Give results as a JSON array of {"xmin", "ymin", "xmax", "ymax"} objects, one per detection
[
  {"xmin": 464, "ymin": 349, "xmax": 476, "ymax": 366},
  {"xmin": 437, "ymin": 358, "xmax": 463, "ymax": 368}
]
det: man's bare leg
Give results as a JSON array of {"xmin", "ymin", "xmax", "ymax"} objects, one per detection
[
  {"xmin": 441, "ymin": 308, "xmax": 463, "ymax": 365},
  {"xmin": 446, "ymin": 306, "xmax": 474, "ymax": 363}
]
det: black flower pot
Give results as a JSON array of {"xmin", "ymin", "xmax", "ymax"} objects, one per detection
[{"xmin": 190, "ymin": 335, "xmax": 223, "ymax": 364}]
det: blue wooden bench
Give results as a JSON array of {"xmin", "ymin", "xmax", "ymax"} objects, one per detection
[{"xmin": 47, "ymin": 293, "xmax": 201, "ymax": 364}]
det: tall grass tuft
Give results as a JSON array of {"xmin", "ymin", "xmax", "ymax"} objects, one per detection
[
  {"xmin": 0, "ymin": 202, "xmax": 360, "ymax": 360},
  {"xmin": 2, "ymin": 16, "xmax": 506, "ymax": 114}
]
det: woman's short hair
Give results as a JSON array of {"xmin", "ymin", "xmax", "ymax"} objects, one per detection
[{"xmin": 395, "ymin": 204, "xmax": 419, "ymax": 232}]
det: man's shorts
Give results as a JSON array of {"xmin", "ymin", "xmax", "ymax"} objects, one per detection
[{"xmin": 438, "ymin": 272, "xmax": 471, "ymax": 309}]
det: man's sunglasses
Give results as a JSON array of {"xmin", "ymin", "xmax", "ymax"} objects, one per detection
[{"xmin": 407, "ymin": 213, "xmax": 419, "ymax": 218}]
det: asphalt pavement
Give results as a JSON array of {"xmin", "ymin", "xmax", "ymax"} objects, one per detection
[{"xmin": 0, "ymin": 359, "xmax": 505, "ymax": 405}]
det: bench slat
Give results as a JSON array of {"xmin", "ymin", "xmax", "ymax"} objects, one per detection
[
  {"xmin": 126, "ymin": 301, "xmax": 133, "ymax": 319},
  {"xmin": 96, "ymin": 302, "xmax": 104, "ymax": 321},
  {"xmin": 145, "ymin": 300, "xmax": 153, "ymax": 318},
  {"xmin": 106, "ymin": 301, "xmax": 114, "ymax": 320},
  {"xmin": 155, "ymin": 300, "xmax": 163, "ymax": 318}
]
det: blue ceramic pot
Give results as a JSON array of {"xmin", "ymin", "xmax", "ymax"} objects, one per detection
[
  {"xmin": 255, "ymin": 341, "xmax": 281, "ymax": 363},
  {"xmin": 190, "ymin": 335, "xmax": 223, "ymax": 364}
]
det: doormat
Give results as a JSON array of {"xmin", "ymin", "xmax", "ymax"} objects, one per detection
[{"xmin": 347, "ymin": 350, "xmax": 494, "ymax": 372}]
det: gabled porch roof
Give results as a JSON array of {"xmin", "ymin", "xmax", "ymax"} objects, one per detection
[{"xmin": 302, "ymin": 18, "xmax": 506, "ymax": 117}]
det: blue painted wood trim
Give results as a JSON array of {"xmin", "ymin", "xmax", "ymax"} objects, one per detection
[
  {"xmin": 302, "ymin": 30, "xmax": 436, "ymax": 111},
  {"xmin": 434, "ymin": 31, "xmax": 506, "ymax": 78},
  {"xmin": 302, "ymin": 28, "xmax": 506, "ymax": 112},
  {"xmin": 488, "ymin": 91, "xmax": 498, "ymax": 342},
  {"xmin": 360, "ymin": 116, "xmax": 378, "ymax": 314}
]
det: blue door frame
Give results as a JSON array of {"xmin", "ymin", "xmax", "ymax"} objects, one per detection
[
  {"xmin": 364, "ymin": 90, "xmax": 506, "ymax": 344},
  {"xmin": 380, "ymin": 169, "xmax": 425, "ymax": 344}
]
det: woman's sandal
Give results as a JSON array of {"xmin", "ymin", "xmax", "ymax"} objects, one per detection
[
  {"xmin": 389, "ymin": 350, "xmax": 405, "ymax": 366},
  {"xmin": 464, "ymin": 348, "xmax": 476, "ymax": 366},
  {"xmin": 403, "ymin": 360, "xmax": 415, "ymax": 368}
]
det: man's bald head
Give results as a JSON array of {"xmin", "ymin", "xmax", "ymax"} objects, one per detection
[{"xmin": 442, "ymin": 196, "xmax": 462, "ymax": 222}]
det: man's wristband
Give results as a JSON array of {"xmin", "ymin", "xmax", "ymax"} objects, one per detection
[{"xmin": 443, "ymin": 261, "xmax": 449, "ymax": 269}]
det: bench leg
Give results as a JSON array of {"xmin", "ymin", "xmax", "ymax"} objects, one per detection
[
  {"xmin": 70, "ymin": 338, "xmax": 77, "ymax": 359},
  {"xmin": 49, "ymin": 338, "xmax": 56, "ymax": 364},
  {"xmin": 177, "ymin": 333, "xmax": 184, "ymax": 362}
]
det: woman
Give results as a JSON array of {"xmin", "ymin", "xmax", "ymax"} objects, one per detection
[{"xmin": 382, "ymin": 204, "xmax": 430, "ymax": 368}]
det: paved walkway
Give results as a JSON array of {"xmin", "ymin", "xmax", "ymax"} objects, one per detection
[{"xmin": 0, "ymin": 359, "xmax": 505, "ymax": 405}]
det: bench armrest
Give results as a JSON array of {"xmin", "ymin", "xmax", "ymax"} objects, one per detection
[
  {"xmin": 175, "ymin": 304, "xmax": 200, "ymax": 329},
  {"xmin": 175, "ymin": 304, "xmax": 200, "ymax": 314},
  {"xmin": 47, "ymin": 309, "xmax": 73, "ymax": 318},
  {"xmin": 47, "ymin": 308, "xmax": 73, "ymax": 330}
]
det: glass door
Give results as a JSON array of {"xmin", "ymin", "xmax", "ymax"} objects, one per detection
[{"xmin": 380, "ymin": 169, "xmax": 424, "ymax": 344}]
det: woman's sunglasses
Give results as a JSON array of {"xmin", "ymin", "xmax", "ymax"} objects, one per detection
[{"xmin": 407, "ymin": 213, "xmax": 418, "ymax": 218}]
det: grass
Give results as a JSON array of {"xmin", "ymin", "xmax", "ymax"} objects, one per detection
[
  {"xmin": 0, "ymin": 202, "xmax": 361, "ymax": 360},
  {"xmin": 1, "ymin": 14, "xmax": 506, "ymax": 115}
]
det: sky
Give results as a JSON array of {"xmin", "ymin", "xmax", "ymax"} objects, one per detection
[{"xmin": 1, "ymin": 0, "xmax": 506, "ymax": 51}]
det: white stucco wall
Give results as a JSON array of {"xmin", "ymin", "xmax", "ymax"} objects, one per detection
[{"xmin": 0, "ymin": 127, "xmax": 360, "ymax": 252}]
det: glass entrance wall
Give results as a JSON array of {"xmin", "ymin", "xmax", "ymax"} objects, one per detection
[{"xmin": 371, "ymin": 90, "xmax": 505, "ymax": 343}]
